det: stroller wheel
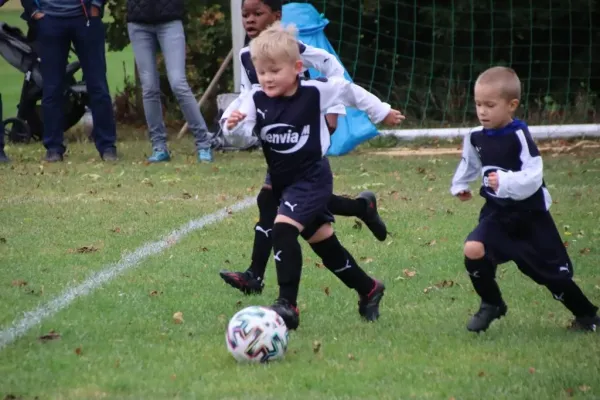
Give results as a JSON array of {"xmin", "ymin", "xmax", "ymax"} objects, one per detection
[{"xmin": 3, "ymin": 117, "xmax": 32, "ymax": 143}]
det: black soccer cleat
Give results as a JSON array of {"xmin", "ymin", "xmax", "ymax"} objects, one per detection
[
  {"xmin": 467, "ymin": 301, "xmax": 508, "ymax": 333},
  {"xmin": 270, "ymin": 298, "xmax": 300, "ymax": 330},
  {"xmin": 568, "ymin": 315, "xmax": 600, "ymax": 332},
  {"xmin": 358, "ymin": 280, "xmax": 385, "ymax": 321},
  {"xmin": 358, "ymin": 191, "xmax": 388, "ymax": 242},
  {"xmin": 219, "ymin": 270, "xmax": 264, "ymax": 295}
]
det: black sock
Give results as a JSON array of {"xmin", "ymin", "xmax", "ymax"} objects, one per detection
[
  {"xmin": 310, "ymin": 234, "xmax": 375, "ymax": 295},
  {"xmin": 247, "ymin": 188, "xmax": 278, "ymax": 279},
  {"xmin": 327, "ymin": 194, "xmax": 367, "ymax": 218},
  {"xmin": 465, "ymin": 256, "xmax": 504, "ymax": 306},
  {"xmin": 272, "ymin": 222, "xmax": 302, "ymax": 306},
  {"xmin": 546, "ymin": 280, "xmax": 599, "ymax": 318}
]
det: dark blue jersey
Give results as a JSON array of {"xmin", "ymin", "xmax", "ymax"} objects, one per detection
[
  {"xmin": 451, "ymin": 119, "xmax": 552, "ymax": 211},
  {"xmin": 224, "ymin": 78, "xmax": 391, "ymax": 187},
  {"xmin": 221, "ymin": 41, "xmax": 347, "ymax": 125}
]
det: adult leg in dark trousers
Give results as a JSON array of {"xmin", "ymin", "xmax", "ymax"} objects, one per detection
[
  {"xmin": 72, "ymin": 15, "xmax": 116, "ymax": 160},
  {"xmin": 0, "ymin": 94, "xmax": 9, "ymax": 162},
  {"xmin": 37, "ymin": 15, "xmax": 116, "ymax": 162}
]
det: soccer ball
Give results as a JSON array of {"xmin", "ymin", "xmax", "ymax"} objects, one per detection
[{"xmin": 225, "ymin": 306, "xmax": 289, "ymax": 363}]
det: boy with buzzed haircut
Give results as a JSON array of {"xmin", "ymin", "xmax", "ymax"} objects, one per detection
[
  {"xmin": 451, "ymin": 66, "xmax": 600, "ymax": 333},
  {"xmin": 224, "ymin": 22, "xmax": 404, "ymax": 329}
]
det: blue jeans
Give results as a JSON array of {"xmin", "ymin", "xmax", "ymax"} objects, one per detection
[
  {"xmin": 37, "ymin": 15, "xmax": 116, "ymax": 155},
  {"xmin": 127, "ymin": 21, "xmax": 210, "ymax": 151}
]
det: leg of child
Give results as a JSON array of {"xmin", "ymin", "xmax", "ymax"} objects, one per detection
[
  {"xmin": 511, "ymin": 212, "xmax": 599, "ymax": 330},
  {"xmin": 307, "ymin": 223, "xmax": 385, "ymax": 321},
  {"xmin": 270, "ymin": 214, "xmax": 304, "ymax": 330},
  {"xmin": 219, "ymin": 175, "xmax": 278, "ymax": 294},
  {"xmin": 462, "ymin": 205, "xmax": 510, "ymax": 332}
]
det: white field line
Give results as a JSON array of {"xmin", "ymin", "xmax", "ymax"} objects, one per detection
[{"xmin": 0, "ymin": 196, "xmax": 255, "ymax": 350}]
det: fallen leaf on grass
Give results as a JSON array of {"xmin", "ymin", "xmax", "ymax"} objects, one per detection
[
  {"xmin": 0, "ymin": 237, "xmax": 6, "ymax": 244},
  {"xmin": 170, "ymin": 374, "xmax": 177, "ymax": 380},
  {"xmin": 149, "ymin": 290, "xmax": 162, "ymax": 296},
  {"xmin": 312, "ymin": 340, "xmax": 321, "ymax": 353},
  {"xmin": 579, "ymin": 385, "xmax": 590, "ymax": 392},
  {"xmin": 182, "ymin": 191, "xmax": 192, "ymax": 199},
  {"xmin": 423, "ymin": 280, "xmax": 456, "ymax": 294},
  {"xmin": 68, "ymin": 246, "xmax": 99, "ymax": 254},
  {"xmin": 75, "ymin": 347, "xmax": 82, "ymax": 356},
  {"xmin": 360, "ymin": 257, "xmax": 374, "ymax": 263},
  {"xmin": 111, "ymin": 227, "xmax": 121, "ymax": 233},
  {"xmin": 39, "ymin": 330, "xmax": 61, "ymax": 342},
  {"xmin": 199, "ymin": 247, "xmax": 209, "ymax": 252},
  {"xmin": 348, "ymin": 353, "xmax": 356, "ymax": 360},
  {"xmin": 579, "ymin": 247, "xmax": 591, "ymax": 255},
  {"xmin": 323, "ymin": 287, "xmax": 330, "ymax": 296},
  {"xmin": 11, "ymin": 280, "xmax": 27, "ymax": 287},
  {"xmin": 423, "ymin": 240, "xmax": 437, "ymax": 247},
  {"xmin": 172, "ymin": 312, "xmax": 184, "ymax": 324},
  {"xmin": 352, "ymin": 220, "xmax": 363, "ymax": 230},
  {"xmin": 565, "ymin": 388, "xmax": 575, "ymax": 397},
  {"xmin": 315, "ymin": 262, "xmax": 324, "ymax": 269},
  {"xmin": 403, "ymin": 269, "xmax": 416, "ymax": 278},
  {"xmin": 478, "ymin": 371, "xmax": 485, "ymax": 377},
  {"xmin": 529, "ymin": 367, "xmax": 536, "ymax": 374},
  {"xmin": 563, "ymin": 241, "xmax": 569, "ymax": 248}
]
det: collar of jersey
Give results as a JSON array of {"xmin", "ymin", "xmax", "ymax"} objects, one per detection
[{"xmin": 482, "ymin": 118, "xmax": 528, "ymax": 136}]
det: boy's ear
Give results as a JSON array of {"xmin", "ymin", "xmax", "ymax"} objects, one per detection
[
  {"xmin": 274, "ymin": 11, "xmax": 282, "ymax": 20},
  {"xmin": 509, "ymin": 98, "xmax": 519, "ymax": 112},
  {"xmin": 295, "ymin": 59, "xmax": 303, "ymax": 74}
]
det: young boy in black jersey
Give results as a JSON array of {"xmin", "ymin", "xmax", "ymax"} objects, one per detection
[
  {"xmin": 451, "ymin": 66, "xmax": 599, "ymax": 333},
  {"xmin": 224, "ymin": 22, "xmax": 404, "ymax": 329},
  {"xmin": 219, "ymin": 0, "xmax": 388, "ymax": 296}
]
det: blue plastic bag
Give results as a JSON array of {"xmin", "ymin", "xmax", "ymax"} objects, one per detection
[{"xmin": 281, "ymin": 2, "xmax": 379, "ymax": 156}]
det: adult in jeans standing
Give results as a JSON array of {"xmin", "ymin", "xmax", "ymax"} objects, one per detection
[
  {"xmin": 127, "ymin": 0, "xmax": 213, "ymax": 163},
  {"xmin": 22, "ymin": 0, "xmax": 118, "ymax": 162}
]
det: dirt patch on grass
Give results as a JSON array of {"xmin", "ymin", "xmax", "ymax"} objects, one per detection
[{"xmin": 372, "ymin": 140, "xmax": 600, "ymax": 157}]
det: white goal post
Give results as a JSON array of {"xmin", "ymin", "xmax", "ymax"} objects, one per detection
[{"xmin": 229, "ymin": 1, "xmax": 600, "ymax": 140}]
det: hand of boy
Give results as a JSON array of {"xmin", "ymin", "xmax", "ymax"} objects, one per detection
[
  {"xmin": 487, "ymin": 172, "xmax": 499, "ymax": 191},
  {"xmin": 226, "ymin": 110, "xmax": 246, "ymax": 130},
  {"xmin": 382, "ymin": 109, "xmax": 405, "ymax": 126},
  {"xmin": 457, "ymin": 190, "xmax": 472, "ymax": 201}
]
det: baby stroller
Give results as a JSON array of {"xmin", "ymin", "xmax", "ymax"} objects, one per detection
[{"xmin": 0, "ymin": 21, "xmax": 87, "ymax": 143}]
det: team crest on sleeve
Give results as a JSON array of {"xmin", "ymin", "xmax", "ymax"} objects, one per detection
[{"xmin": 259, "ymin": 123, "xmax": 310, "ymax": 154}]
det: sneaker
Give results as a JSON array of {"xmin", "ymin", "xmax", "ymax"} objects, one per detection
[
  {"xmin": 358, "ymin": 191, "xmax": 387, "ymax": 241},
  {"xmin": 147, "ymin": 150, "xmax": 170, "ymax": 163},
  {"xmin": 219, "ymin": 270, "xmax": 264, "ymax": 295},
  {"xmin": 102, "ymin": 148, "xmax": 118, "ymax": 162},
  {"xmin": 198, "ymin": 148, "xmax": 213, "ymax": 163},
  {"xmin": 568, "ymin": 314, "xmax": 600, "ymax": 332},
  {"xmin": 44, "ymin": 150, "xmax": 63, "ymax": 162},
  {"xmin": 467, "ymin": 301, "xmax": 508, "ymax": 333},
  {"xmin": 0, "ymin": 149, "xmax": 9, "ymax": 163},
  {"xmin": 270, "ymin": 298, "xmax": 300, "ymax": 330},
  {"xmin": 358, "ymin": 280, "xmax": 386, "ymax": 321}
]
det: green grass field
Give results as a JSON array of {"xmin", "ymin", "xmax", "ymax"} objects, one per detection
[
  {"xmin": 0, "ymin": 1, "xmax": 134, "ymax": 119},
  {"xmin": 0, "ymin": 140, "xmax": 599, "ymax": 399}
]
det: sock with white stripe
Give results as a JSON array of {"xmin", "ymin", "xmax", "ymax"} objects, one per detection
[{"xmin": 310, "ymin": 234, "xmax": 374, "ymax": 295}]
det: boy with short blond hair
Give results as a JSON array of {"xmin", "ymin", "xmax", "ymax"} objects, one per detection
[
  {"xmin": 451, "ymin": 66, "xmax": 599, "ymax": 333},
  {"xmin": 224, "ymin": 22, "xmax": 404, "ymax": 329}
]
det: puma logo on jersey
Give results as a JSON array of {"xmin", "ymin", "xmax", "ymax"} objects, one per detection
[
  {"xmin": 257, "ymin": 108, "xmax": 266, "ymax": 119},
  {"xmin": 273, "ymin": 250, "xmax": 282, "ymax": 262},
  {"xmin": 259, "ymin": 123, "xmax": 310, "ymax": 154},
  {"xmin": 284, "ymin": 201, "xmax": 297, "ymax": 212}
]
